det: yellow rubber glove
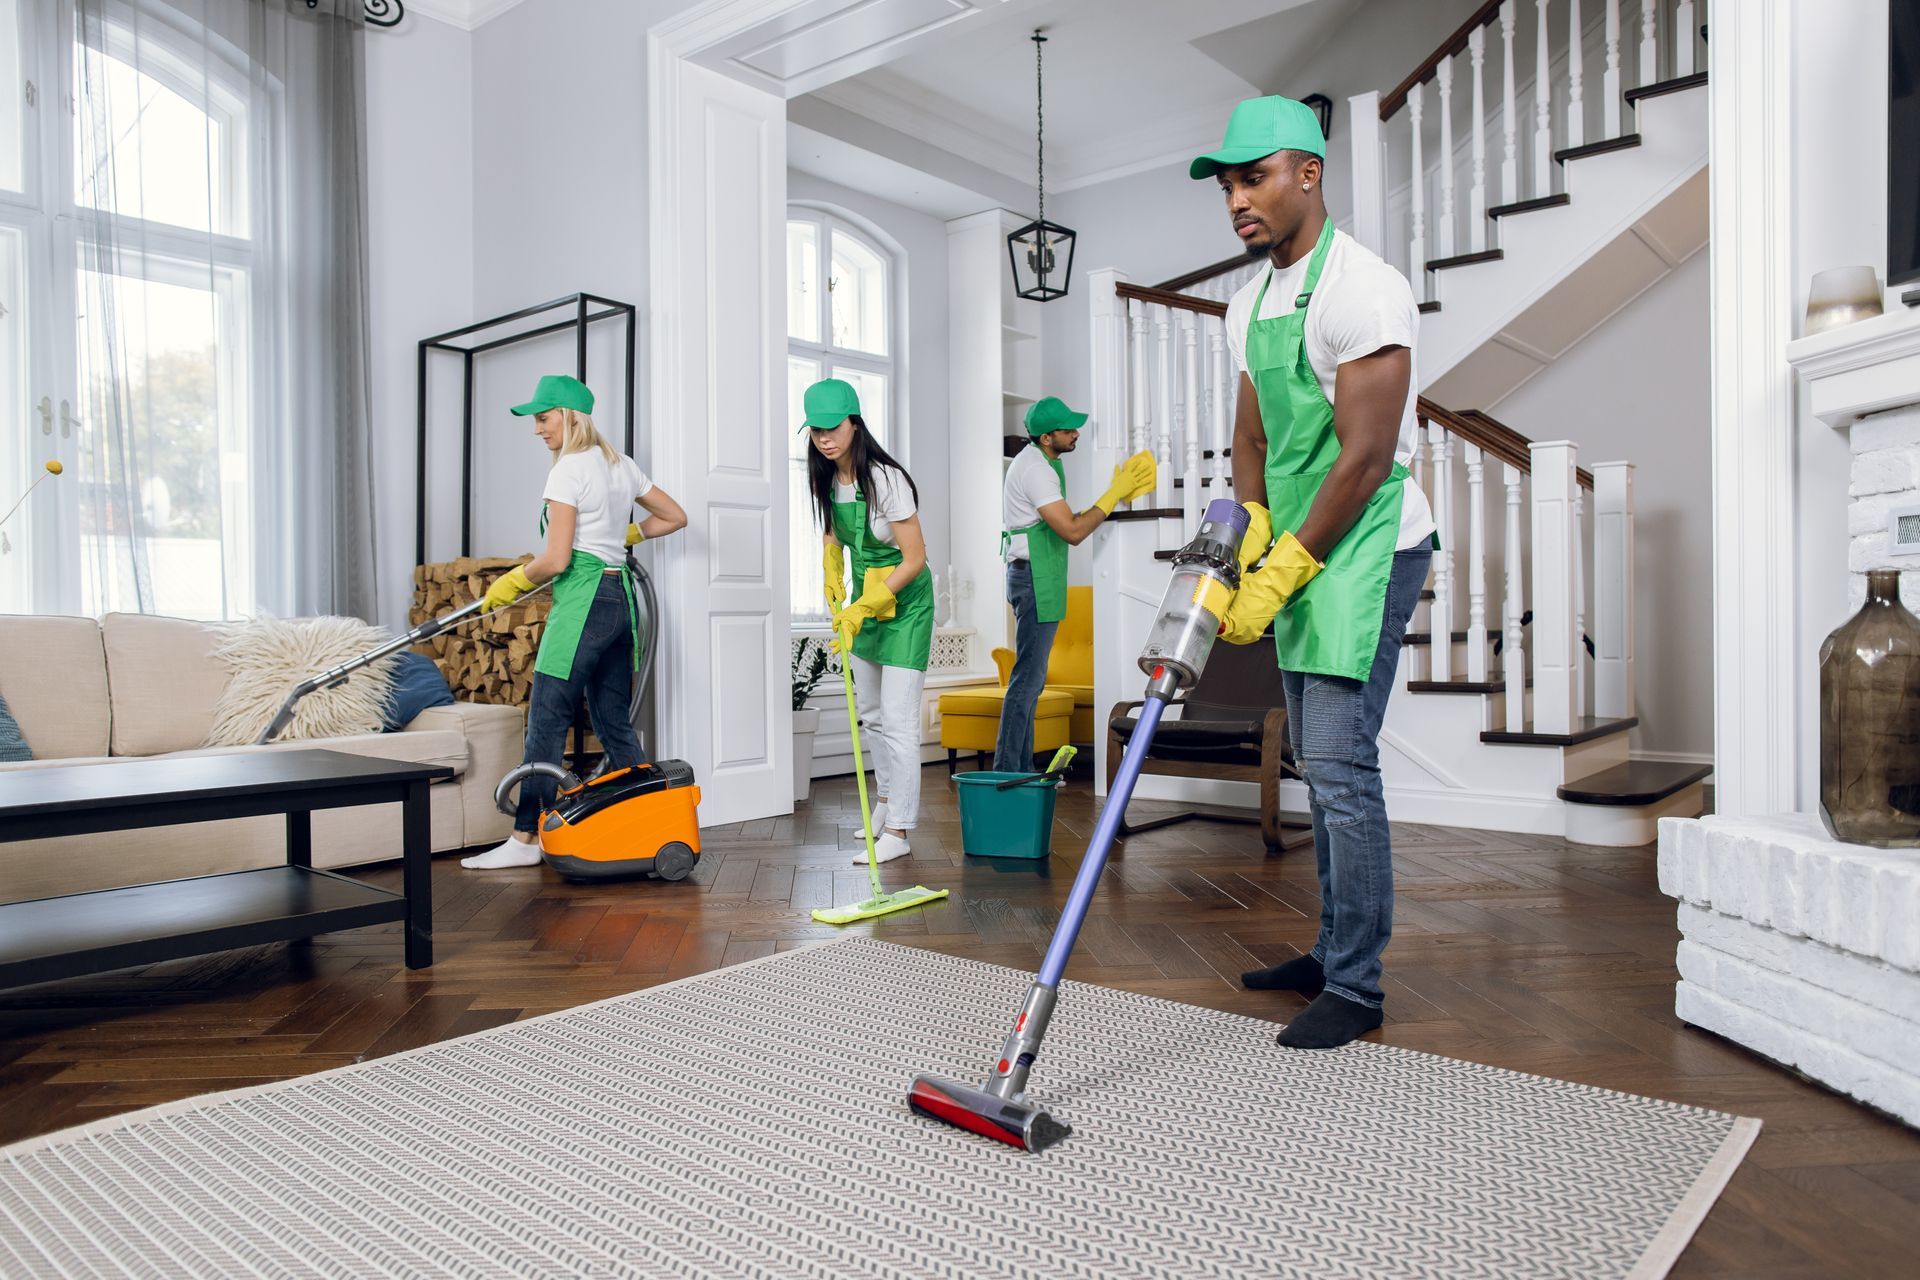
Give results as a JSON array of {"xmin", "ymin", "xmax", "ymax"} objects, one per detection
[
  {"xmin": 481, "ymin": 565, "xmax": 537, "ymax": 612},
  {"xmin": 1093, "ymin": 450, "xmax": 1159, "ymax": 514},
  {"xmin": 822, "ymin": 542, "xmax": 847, "ymax": 612},
  {"xmin": 1218, "ymin": 531, "xmax": 1324, "ymax": 645},
  {"xmin": 625, "ymin": 522, "xmax": 644, "ymax": 548},
  {"xmin": 831, "ymin": 577, "xmax": 898, "ymax": 654},
  {"xmin": 1237, "ymin": 503, "xmax": 1274, "ymax": 575}
]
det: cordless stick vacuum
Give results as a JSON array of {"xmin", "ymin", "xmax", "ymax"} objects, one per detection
[{"xmin": 908, "ymin": 498, "xmax": 1252, "ymax": 1152}]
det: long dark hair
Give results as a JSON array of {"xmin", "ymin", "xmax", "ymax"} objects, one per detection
[{"xmin": 807, "ymin": 414, "xmax": 919, "ymax": 537}]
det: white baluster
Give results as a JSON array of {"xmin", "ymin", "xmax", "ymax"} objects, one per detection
[
  {"xmin": 1500, "ymin": 1, "xmax": 1519, "ymax": 206},
  {"xmin": 1348, "ymin": 89, "xmax": 1387, "ymax": 255},
  {"xmin": 1529, "ymin": 439, "xmax": 1579, "ymax": 735},
  {"xmin": 1207, "ymin": 316, "xmax": 1230, "ymax": 500},
  {"xmin": 1411, "ymin": 419, "xmax": 1433, "ymax": 679},
  {"xmin": 1154, "ymin": 304, "xmax": 1174, "ymax": 516},
  {"xmin": 1573, "ymin": 481, "xmax": 1586, "ymax": 720},
  {"xmin": 1603, "ymin": 0, "xmax": 1622, "ymax": 138},
  {"xmin": 1428, "ymin": 422, "xmax": 1455, "ymax": 682},
  {"xmin": 1534, "ymin": 0, "xmax": 1553, "ymax": 199},
  {"xmin": 1503, "ymin": 463, "xmax": 1525, "ymax": 731},
  {"xmin": 1436, "ymin": 57, "xmax": 1456, "ymax": 261},
  {"xmin": 1675, "ymin": 1, "xmax": 1695, "ymax": 76},
  {"xmin": 1567, "ymin": 0, "xmax": 1585, "ymax": 149},
  {"xmin": 1469, "ymin": 27, "xmax": 1488, "ymax": 252},
  {"xmin": 1128, "ymin": 300, "xmax": 1150, "ymax": 457},
  {"xmin": 1639, "ymin": 0, "xmax": 1658, "ymax": 87},
  {"xmin": 1089, "ymin": 270, "xmax": 1131, "ymax": 452},
  {"xmin": 1408, "ymin": 83, "xmax": 1427, "ymax": 290},
  {"xmin": 1464, "ymin": 442, "xmax": 1489, "ymax": 682},
  {"xmin": 1592, "ymin": 461, "xmax": 1635, "ymax": 718},
  {"xmin": 1181, "ymin": 311, "xmax": 1203, "ymax": 533}
]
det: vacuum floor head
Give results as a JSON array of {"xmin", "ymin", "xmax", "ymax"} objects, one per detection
[{"xmin": 907, "ymin": 1074, "xmax": 1071, "ymax": 1153}]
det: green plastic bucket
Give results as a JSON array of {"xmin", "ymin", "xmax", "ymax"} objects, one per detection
[{"xmin": 953, "ymin": 771, "xmax": 1059, "ymax": 859}]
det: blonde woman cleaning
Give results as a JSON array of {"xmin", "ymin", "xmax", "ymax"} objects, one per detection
[
  {"xmin": 462, "ymin": 375, "xmax": 687, "ymax": 870},
  {"xmin": 803, "ymin": 378, "xmax": 933, "ymax": 864}
]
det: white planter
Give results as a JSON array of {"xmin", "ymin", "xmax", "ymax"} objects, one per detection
[{"xmin": 792, "ymin": 706, "xmax": 821, "ymax": 804}]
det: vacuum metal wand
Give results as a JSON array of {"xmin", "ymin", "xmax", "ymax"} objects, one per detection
[{"xmin": 909, "ymin": 498, "xmax": 1252, "ymax": 1152}]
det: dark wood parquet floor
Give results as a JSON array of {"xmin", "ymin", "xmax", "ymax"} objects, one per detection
[{"xmin": 3, "ymin": 767, "xmax": 1917, "ymax": 1277}]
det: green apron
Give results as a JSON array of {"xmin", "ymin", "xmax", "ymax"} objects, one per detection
[
  {"xmin": 532, "ymin": 502, "xmax": 639, "ymax": 681},
  {"xmin": 1001, "ymin": 446, "xmax": 1070, "ymax": 624},
  {"xmin": 831, "ymin": 486, "xmax": 934, "ymax": 672},
  {"xmin": 1247, "ymin": 218, "xmax": 1409, "ymax": 683}
]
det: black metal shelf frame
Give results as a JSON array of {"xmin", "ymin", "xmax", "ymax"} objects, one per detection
[{"xmin": 415, "ymin": 292, "xmax": 637, "ymax": 565}]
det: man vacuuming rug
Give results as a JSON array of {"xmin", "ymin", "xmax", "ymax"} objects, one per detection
[{"xmin": 1195, "ymin": 96, "xmax": 1435, "ymax": 1050}]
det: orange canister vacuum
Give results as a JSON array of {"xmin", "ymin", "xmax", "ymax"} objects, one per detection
[{"xmin": 493, "ymin": 548, "xmax": 703, "ymax": 882}]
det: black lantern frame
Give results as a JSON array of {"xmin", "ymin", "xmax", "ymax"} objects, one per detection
[
  {"xmin": 1007, "ymin": 217, "xmax": 1077, "ymax": 303},
  {"xmin": 1303, "ymin": 93, "xmax": 1333, "ymax": 141}
]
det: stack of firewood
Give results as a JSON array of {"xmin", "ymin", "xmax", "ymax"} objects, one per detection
[{"xmin": 409, "ymin": 556, "xmax": 550, "ymax": 707}]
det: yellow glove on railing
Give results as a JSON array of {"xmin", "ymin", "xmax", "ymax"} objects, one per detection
[
  {"xmin": 1093, "ymin": 450, "xmax": 1159, "ymax": 514},
  {"xmin": 481, "ymin": 565, "xmax": 537, "ymax": 612},
  {"xmin": 822, "ymin": 542, "xmax": 847, "ymax": 611},
  {"xmin": 625, "ymin": 522, "xmax": 645, "ymax": 548},
  {"xmin": 1237, "ymin": 503, "xmax": 1273, "ymax": 575},
  {"xmin": 831, "ymin": 577, "xmax": 897, "ymax": 654},
  {"xmin": 1218, "ymin": 531, "xmax": 1323, "ymax": 645}
]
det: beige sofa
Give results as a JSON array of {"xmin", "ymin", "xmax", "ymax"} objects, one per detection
[{"xmin": 0, "ymin": 612, "xmax": 525, "ymax": 905}]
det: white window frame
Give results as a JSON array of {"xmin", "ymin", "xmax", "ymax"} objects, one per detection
[{"xmin": 785, "ymin": 204, "xmax": 906, "ymax": 630}]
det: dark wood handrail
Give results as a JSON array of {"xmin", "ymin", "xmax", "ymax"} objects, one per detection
[
  {"xmin": 1419, "ymin": 398, "xmax": 1593, "ymax": 489},
  {"xmin": 1154, "ymin": 254, "xmax": 1252, "ymax": 294},
  {"xmin": 1379, "ymin": 0, "xmax": 1504, "ymax": 121},
  {"xmin": 1115, "ymin": 281, "xmax": 1228, "ymax": 319}
]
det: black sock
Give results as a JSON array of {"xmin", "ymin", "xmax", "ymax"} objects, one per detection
[
  {"xmin": 1275, "ymin": 991, "xmax": 1383, "ymax": 1049},
  {"xmin": 1241, "ymin": 953, "xmax": 1325, "ymax": 995}
]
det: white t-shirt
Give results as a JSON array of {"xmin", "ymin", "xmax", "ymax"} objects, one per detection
[
  {"xmin": 542, "ymin": 449, "xmax": 654, "ymax": 566},
  {"xmin": 832, "ymin": 464, "xmax": 917, "ymax": 549},
  {"xmin": 1001, "ymin": 445, "xmax": 1066, "ymax": 562},
  {"xmin": 1224, "ymin": 228, "xmax": 1436, "ymax": 551}
]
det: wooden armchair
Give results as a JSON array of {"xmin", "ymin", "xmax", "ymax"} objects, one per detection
[{"xmin": 1106, "ymin": 637, "xmax": 1313, "ymax": 853}]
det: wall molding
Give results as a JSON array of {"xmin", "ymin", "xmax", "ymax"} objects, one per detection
[{"xmin": 405, "ymin": 0, "xmax": 528, "ymax": 32}]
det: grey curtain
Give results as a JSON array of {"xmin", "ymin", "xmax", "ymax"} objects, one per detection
[{"xmin": 71, "ymin": 0, "xmax": 376, "ymax": 620}]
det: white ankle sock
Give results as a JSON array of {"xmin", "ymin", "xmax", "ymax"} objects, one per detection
[
  {"xmin": 855, "ymin": 831, "xmax": 911, "ymax": 864},
  {"xmin": 863, "ymin": 802, "xmax": 888, "ymax": 835},
  {"xmin": 461, "ymin": 836, "xmax": 543, "ymax": 869}
]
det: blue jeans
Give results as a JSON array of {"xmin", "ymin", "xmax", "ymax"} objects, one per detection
[
  {"xmin": 1284, "ymin": 547, "xmax": 1431, "ymax": 1008},
  {"xmin": 993, "ymin": 560, "xmax": 1060, "ymax": 773},
  {"xmin": 516, "ymin": 574, "xmax": 645, "ymax": 833}
]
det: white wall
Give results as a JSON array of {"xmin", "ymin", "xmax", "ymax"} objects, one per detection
[
  {"xmin": 365, "ymin": 12, "xmax": 475, "ymax": 630},
  {"xmin": 1490, "ymin": 250, "xmax": 1712, "ymax": 761},
  {"xmin": 785, "ymin": 171, "xmax": 952, "ymax": 576}
]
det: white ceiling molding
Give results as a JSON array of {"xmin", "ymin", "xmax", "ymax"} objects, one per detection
[
  {"xmin": 687, "ymin": 0, "xmax": 1021, "ymax": 101},
  {"xmin": 405, "ymin": 0, "xmax": 529, "ymax": 31}
]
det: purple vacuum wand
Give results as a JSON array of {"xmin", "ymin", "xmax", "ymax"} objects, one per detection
[{"xmin": 909, "ymin": 498, "xmax": 1251, "ymax": 1151}]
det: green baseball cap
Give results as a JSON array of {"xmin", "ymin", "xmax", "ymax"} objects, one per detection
[
  {"xmin": 1024, "ymin": 396, "xmax": 1089, "ymax": 437},
  {"xmin": 510, "ymin": 374, "xmax": 595, "ymax": 416},
  {"xmin": 1189, "ymin": 95, "xmax": 1326, "ymax": 179},
  {"xmin": 798, "ymin": 377, "xmax": 861, "ymax": 432}
]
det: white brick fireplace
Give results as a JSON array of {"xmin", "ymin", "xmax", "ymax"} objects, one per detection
[{"xmin": 1657, "ymin": 307, "xmax": 1920, "ymax": 1128}]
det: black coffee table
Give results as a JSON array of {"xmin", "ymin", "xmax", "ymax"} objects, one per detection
[{"xmin": 0, "ymin": 750, "xmax": 453, "ymax": 990}]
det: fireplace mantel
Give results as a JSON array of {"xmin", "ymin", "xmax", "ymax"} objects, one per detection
[{"xmin": 1787, "ymin": 307, "xmax": 1920, "ymax": 429}]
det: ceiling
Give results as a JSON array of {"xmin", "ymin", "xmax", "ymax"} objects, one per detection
[{"xmin": 800, "ymin": 0, "xmax": 1354, "ymax": 194}]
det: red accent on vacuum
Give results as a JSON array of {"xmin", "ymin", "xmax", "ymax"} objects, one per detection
[
  {"xmin": 907, "ymin": 1080, "xmax": 1027, "ymax": 1150},
  {"xmin": 1016, "ymin": 1014, "xmax": 1026, "ymax": 1031},
  {"xmin": 997, "ymin": 1059, "xmax": 1010, "ymax": 1073}
]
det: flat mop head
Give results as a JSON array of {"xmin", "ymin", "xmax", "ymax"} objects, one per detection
[
  {"xmin": 908, "ymin": 1075, "xmax": 1071, "ymax": 1153},
  {"xmin": 810, "ymin": 885, "xmax": 948, "ymax": 925}
]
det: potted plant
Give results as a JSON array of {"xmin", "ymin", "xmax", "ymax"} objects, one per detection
[{"xmin": 791, "ymin": 638, "xmax": 833, "ymax": 804}]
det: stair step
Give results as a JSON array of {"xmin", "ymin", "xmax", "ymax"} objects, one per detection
[
  {"xmin": 1401, "ymin": 631, "xmax": 1470, "ymax": 646},
  {"xmin": 1623, "ymin": 71, "xmax": 1708, "ymax": 105},
  {"xmin": 1417, "ymin": 300, "xmax": 1442, "ymax": 314},
  {"xmin": 1419, "ymin": 589, "xmax": 1435, "ymax": 601},
  {"xmin": 1108, "ymin": 507, "xmax": 1182, "ymax": 523},
  {"xmin": 1426, "ymin": 249, "xmax": 1504, "ymax": 272},
  {"xmin": 1557, "ymin": 759, "xmax": 1712, "ymax": 806},
  {"xmin": 1487, "ymin": 192, "xmax": 1571, "ymax": 220},
  {"xmin": 1555, "ymin": 133, "xmax": 1642, "ymax": 165},
  {"xmin": 1153, "ymin": 549, "xmax": 1176, "ymax": 561},
  {"xmin": 1481, "ymin": 715, "xmax": 1639, "ymax": 747},
  {"xmin": 1407, "ymin": 678, "xmax": 1526, "ymax": 695}
]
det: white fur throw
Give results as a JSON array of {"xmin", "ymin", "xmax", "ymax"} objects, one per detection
[{"xmin": 204, "ymin": 615, "xmax": 400, "ymax": 746}]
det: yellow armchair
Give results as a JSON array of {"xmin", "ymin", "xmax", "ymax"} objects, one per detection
[{"xmin": 991, "ymin": 584, "xmax": 1095, "ymax": 743}]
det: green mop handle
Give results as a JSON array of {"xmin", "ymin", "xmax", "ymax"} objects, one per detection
[{"xmin": 841, "ymin": 657, "xmax": 885, "ymax": 899}]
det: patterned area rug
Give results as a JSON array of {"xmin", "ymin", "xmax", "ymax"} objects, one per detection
[{"xmin": 0, "ymin": 938, "xmax": 1756, "ymax": 1279}]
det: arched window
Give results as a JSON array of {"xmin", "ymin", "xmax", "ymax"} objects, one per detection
[{"xmin": 786, "ymin": 208, "xmax": 900, "ymax": 627}]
